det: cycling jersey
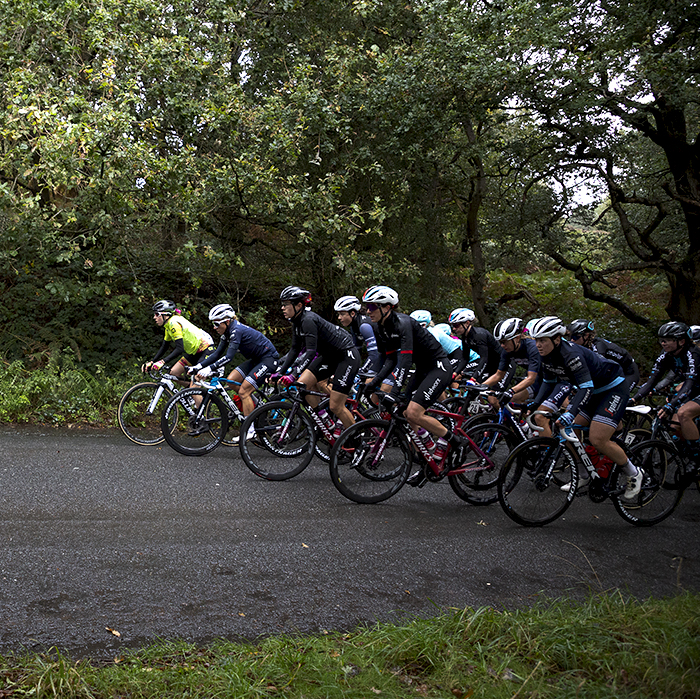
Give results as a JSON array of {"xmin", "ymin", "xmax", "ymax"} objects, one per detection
[
  {"xmin": 277, "ymin": 310, "xmax": 355, "ymax": 376},
  {"xmin": 591, "ymin": 338, "xmax": 640, "ymax": 386},
  {"xmin": 429, "ymin": 326, "xmax": 462, "ymax": 355},
  {"xmin": 153, "ymin": 315, "xmax": 214, "ymax": 366},
  {"xmin": 454, "ymin": 326, "xmax": 502, "ymax": 378},
  {"xmin": 532, "ymin": 339, "xmax": 625, "ymax": 417},
  {"xmin": 635, "ymin": 345, "xmax": 700, "ymax": 409},
  {"xmin": 373, "ymin": 312, "xmax": 448, "ymax": 389},
  {"xmin": 201, "ymin": 320, "xmax": 279, "ymax": 372},
  {"xmin": 497, "ymin": 337, "xmax": 541, "ymax": 374}
]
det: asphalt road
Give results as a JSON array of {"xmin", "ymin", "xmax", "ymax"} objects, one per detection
[{"xmin": 1, "ymin": 425, "xmax": 698, "ymax": 659}]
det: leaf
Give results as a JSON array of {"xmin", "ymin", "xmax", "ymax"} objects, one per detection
[
  {"xmin": 302, "ymin": 543, "xmax": 309, "ymax": 548},
  {"xmin": 105, "ymin": 627, "xmax": 121, "ymax": 637}
]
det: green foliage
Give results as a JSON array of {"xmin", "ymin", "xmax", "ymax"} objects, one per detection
[{"xmin": 0, "ymin": 592, "xmax": 698, "ymax": 697}]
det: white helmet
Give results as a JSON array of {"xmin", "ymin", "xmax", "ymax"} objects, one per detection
[
  {"xmin": 410, "ymin": 310, "xmax": 432, "ymax": 325},
  {"xmin": 209, "ymin": 303, "xmax": 236, "ymax": 323},
  {"xmin": 529, "ymin": 316, "xmax": 567, "ymax": 339},
  {"xmin": 334, "ymin": 295, "xmax": 362, "ymax": 312},
  {"xmin": 494, "ymin": 317, "xmax": 523, "ymax": 342},
  {"xmin": 448, "ymin": 307, "xmax": 476, "ymax": 325},
  {"xmin": 690, "ymin": 325, "xmax": 700, "ymax": 341},
  {"xmin": 362, "ymin": 285, "xmax": 399, "ymax": 306}
]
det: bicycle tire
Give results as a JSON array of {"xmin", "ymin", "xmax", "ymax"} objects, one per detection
[
  {"xmin": 497, "ymin": 437, "xmax": 577, "ymax": 526},
  {"xmin": 612, "ymin": 440, "xmax": 683, "ymax": 526},
  {"xmin": 118, "ymin": 382, "xmax": 175, "ymax": 446},
  {"xmin": 448, "ymin": 423, "xmax": 517, "ymax": 505},
  {"xmin": 239, "ymin": 401, "xmax": 316, "ymax": 480},
  {"xmin": 161, "ymin": 388, "xmax": 228, "ymax": 456},
  {"xmin": 329, "ymin": 419, "xmax": 412, "ymax": 504}
]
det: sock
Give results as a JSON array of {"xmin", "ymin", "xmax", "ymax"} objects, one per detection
[{"xmin": 621, "ymin": 459, "xmax": 638, "ymax": 477}]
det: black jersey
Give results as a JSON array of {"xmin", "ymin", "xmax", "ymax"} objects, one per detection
[
  {"xmin": 454, "ymin": 326, "xmax": 503, "ymax": 378},
  {"xmin": 373, "ymin": 312, "xmax": 448, "ymax": 387},
  {"xmin": 497, "ymin": 337, "xmax": 541, "ymax": 373},
  {"xmin": 278, "ymin": 310, "xmax": 355, "ymax": 376},
  {"xmin": 592, "ymin": 338, "xmax": 639, "ymax": 383},
  {"xmin": 201, "ymin": 320, "xmax": 278, "ymax": 371},
  {"xmin": 635, "ymin": 344, "xmax": 700, "ymax": 408},
  {"xmin": 534, "ymin": 339, "xmax": 624, "ymax": 416}
]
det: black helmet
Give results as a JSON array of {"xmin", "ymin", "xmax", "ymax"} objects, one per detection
[
  {"xmin": 567, "ymin": 319, "xmax": 594, "ymax": 336},
  {"xmin": 280, "ymin": 286, "xmax": 311, "ymax": 304},
  {"xmin": 153, "ymin": 299, "xmax": 176, "ymax": 314},
  {"xmin": 658, "ymin": 321, "xmax": 690, "ymax": 339}
]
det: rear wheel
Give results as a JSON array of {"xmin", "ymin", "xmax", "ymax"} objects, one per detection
[
  {"xmin": 329, "ymin": 419, "xmax": 412, "ymax": 503},
  {"xmin": 118, "ymin": 382, "xmax": 175, "ymax": 446},
  {"xmin": 448, "ymin": 423, "xmax": 517, "ymax": 505},
  {"xmin": 239, "ymin": 401, "xmax": 316, "ymax": 480},
  {"xmin": 612, "ymin": 440, "xmax": 683, "ymax": 526},
  {"xmin": 497, "ymin": 437, "xmax": 576, "ymax": 526},
  {"xmin": 161, "ymin": 388, "xmax": 228, "ymax": 456}
]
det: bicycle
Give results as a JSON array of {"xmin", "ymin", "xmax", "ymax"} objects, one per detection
[
  {"xmin": 159, "ymin": 374, "xmax": 269, "ymax": 456},
  {"xmin": 237, "ymin": 380, "xmax": 391, "ymax": 480},
  {"xmin": 497, "ymin": 410, "xmax": 682, "ymax": 527},
  {"xmin": 118, "ymin": 370, "xmax": 183, "ymax": 446},
  {"xmin": 327, "ymin": 392, "xmax": 517, "ymax": 504}
]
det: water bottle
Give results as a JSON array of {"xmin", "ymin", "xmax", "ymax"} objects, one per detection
[
  {"xmin": 318, "ymin": 408, "xmax": 334, "ymax": 429},
  {"xmin": 433, "ymin": 437, "xmax": 449, "ymax": 464},
  {"xmin": 332, "ymin": 420, "xmax": 344, "ymax": 439},
  {"xmin": 415, "ymin": 427, "xmax": 435, "ymax": 452}
]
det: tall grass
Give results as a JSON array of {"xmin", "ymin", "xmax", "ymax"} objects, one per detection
[
  {"xmin": 0, "ymin": 354, "xmax": 136, "ymax": 426},
  {"xmin": 1, "ymin": 592, "xmax": 698, "ymax": 698}
]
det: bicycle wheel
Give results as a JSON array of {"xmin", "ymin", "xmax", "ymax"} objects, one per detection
[
  {"xmin": 329, "ymin": 419, "xmax": 412, "ymax": 503},
  {"xmin": 449, "ymin": 423, "xmax": 517, "ymax": 505},
  {"xmin": 612, "ymin": 440, "xmax": 683, "ymax": 526},
  {"xmin": 161, "ymin": 388, "xmax": 228, "ymax": 456},
  {"xmin": 498, "ymin": 437, "xmax": 576, "ymax": 526},
  {"xmin": 118, "ymin": 382, "xmax": 175, "ymax": 446},
  {"xmin": 239, "ymin": 401, "xmax": 316, "ymax": 480}
]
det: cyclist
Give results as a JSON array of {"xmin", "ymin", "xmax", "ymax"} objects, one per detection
[
  {"xmin": 142, "ymin": 300, "xmax": 215, "ymax": 382},
  {"xmin": 631, "ymin": 321, "xmax": 700, "ymax": 463},
  {"xmin": 448, "ymin": 308, "xmax": 503, "ymax": 382},
  {"xmin": 529, "ymin": 316, "xmax": 642, "ymax": 499},
  {"xmin": 691, "ymin": 325, "xmax": 700, "ymax": 348},
  {"xmin": 275, "ymin": 286, "xmax": 361, "ymax": 432},
  {"xmin": 410, "ymin": 310, "xmax": 466, "ymax": 374},
  {"xmin": 189, "ymin": 304, "xmax": 279, "ymax": 420},
  {"xmin": 363, "ymin": 286, "xmax": 460, "ymax": 479},
  {"xmin": 481, "ymin": 317, "xmax": 541, "ymax": 406},
  {"xmin": 567, "ymin": 319, "xmax": 640, "ymax": 390},
  {"xmin": 334, "ymin": 295, "xmax": 382, "ymax": 377}
]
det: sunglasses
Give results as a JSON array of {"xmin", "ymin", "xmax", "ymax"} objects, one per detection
[
  {"xmin": 570, "ymin": 333, "xmax": 582, "ymax": 341},
  {"xmin": 365, "ymin": 303, "xmax": 379, "ymax": 312},
  {"xmin": 212, "ymin": 320, "xmax": 226, "ymax": 328}
]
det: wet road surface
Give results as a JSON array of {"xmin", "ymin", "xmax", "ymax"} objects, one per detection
[{"xmin": 1, "ymin": 426, "xmax": 698, "ymax": 658}]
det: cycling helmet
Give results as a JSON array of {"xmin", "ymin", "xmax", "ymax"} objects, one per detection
[
  {"xmin": 434, "ymin": 323, "xmax": 453, "ymax": 336},
  {"xmin": 410, "ymin": 310, "xmax": 432, "ymax": 325},
  {"xmin": 334, "ymin": 295, "xmax": 362, "ymax": 312},
  {"xmin": 494, "ymin": 317, "xmax": 523, "ymax": 342},
  {"xmin": 567, "ymin": 319, "xmax": 594, "ymax": 336},
  {"xmin": 280, "ymin": 286, "xmax": 311, "ymax": 304},
  {"xmin": 523, "ymin": 318, "xmax": 539, "ymax": 337},
  {"xmin": 448, "ymin": 307, "xmax": 476, "ymax": 325},
  {"xmin": 362, "ymin": 285, "xmax": 399, "ymax": 306},
  {"xmin": 690, "ymin": 325, "xmax": 700, "ymax": 341},
  {"xmin": 153, "ymin": 300, "xmax": 177, "ymax": 315},
  {"xmin": 209, "ymin": 303, "xmax": 236, "ymax": 323},
  {"xmin": 658, "ymin": 321, "xmax": 690, "ymax": 339},
  {"xmin": 529, "ymin": 316, "xmax": 567, "ymax": 339}
]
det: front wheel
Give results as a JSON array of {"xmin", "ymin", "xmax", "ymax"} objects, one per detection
[
  {"xmin": 118, "ymin": 382, "xmax": 175, "ymax": 446},
  {"xmin": 497, "ymin": 437, "xmax": 576, "ymax": 526},
  {"xmin": 612, "ymin": 440, "xmax": 683, "ymax": 526},
  {"xmin": 329, "ymin": 419, "xmax": 412, "ymax": 504},
  {"xmin": 161, "ymin": 388, "xmax": 228, "ymax": 456},
  {"xmin": 239, "ymin": 401, "xmax": 316, "ymax": 480}
]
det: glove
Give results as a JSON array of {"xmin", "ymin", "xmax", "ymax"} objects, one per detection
[
  {"xmin": 268, "ymin": 373, "xmax": 281, "ymax": 384},
  {"xmin": 141, "ymin": 362, "xmax": 152, "ymax": 373},
  {"xmin": 662, "ymin": 402, "xmax": 675, "ymax": 414},
  {"xmin": 558, "ymin": 411, "xmax": 575, "ymax": 428},
  {"xmin": 197, "ymin": 366, "xmax": 213, "ymax": 379},
  {"xmin": 279, "ymin": 374, "xmax": 295, "ymax": 387},
  {"xmin": 499, "ymin": 389, "xmax": 514, "ymax": 404},
  {"xmin": 187, "ymin": 363, "xmax": 203, "ymax": 376},
  {"xmin": 627, "ymin": 396, "xmax": 636, "ymax": 406},
  {"xmin": 152, "ymin": 360, "xmax": 165, "ymax": 371},
  {"xmin": 365, "ymin": 378, "xmax": 381, "ymax": 393}
]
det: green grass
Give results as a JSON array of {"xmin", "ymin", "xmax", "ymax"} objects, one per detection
[{"xmin": 1, "ymin": 592, "xmax": 698, "ymax": 698}]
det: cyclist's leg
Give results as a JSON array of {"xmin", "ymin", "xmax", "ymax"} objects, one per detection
[
  {"xmin": 239, "ymin": 356, "xmax": 277, "ymax": 415},
  {"xmin": 328, "ymin": 349, "xmax": 361, "ymax": 428},
  {"xmin": 404, "ymin": 364, "xmax": 452, "ymax": 437},
  {"xmin": 534, "ymin": 382, "xmax": 571, "ymax": 437}
]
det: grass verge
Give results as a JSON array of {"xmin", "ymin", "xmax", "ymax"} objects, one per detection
[{"xmin": 1, "ymin": 591, "xmax": 698, "ymax": 698}]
